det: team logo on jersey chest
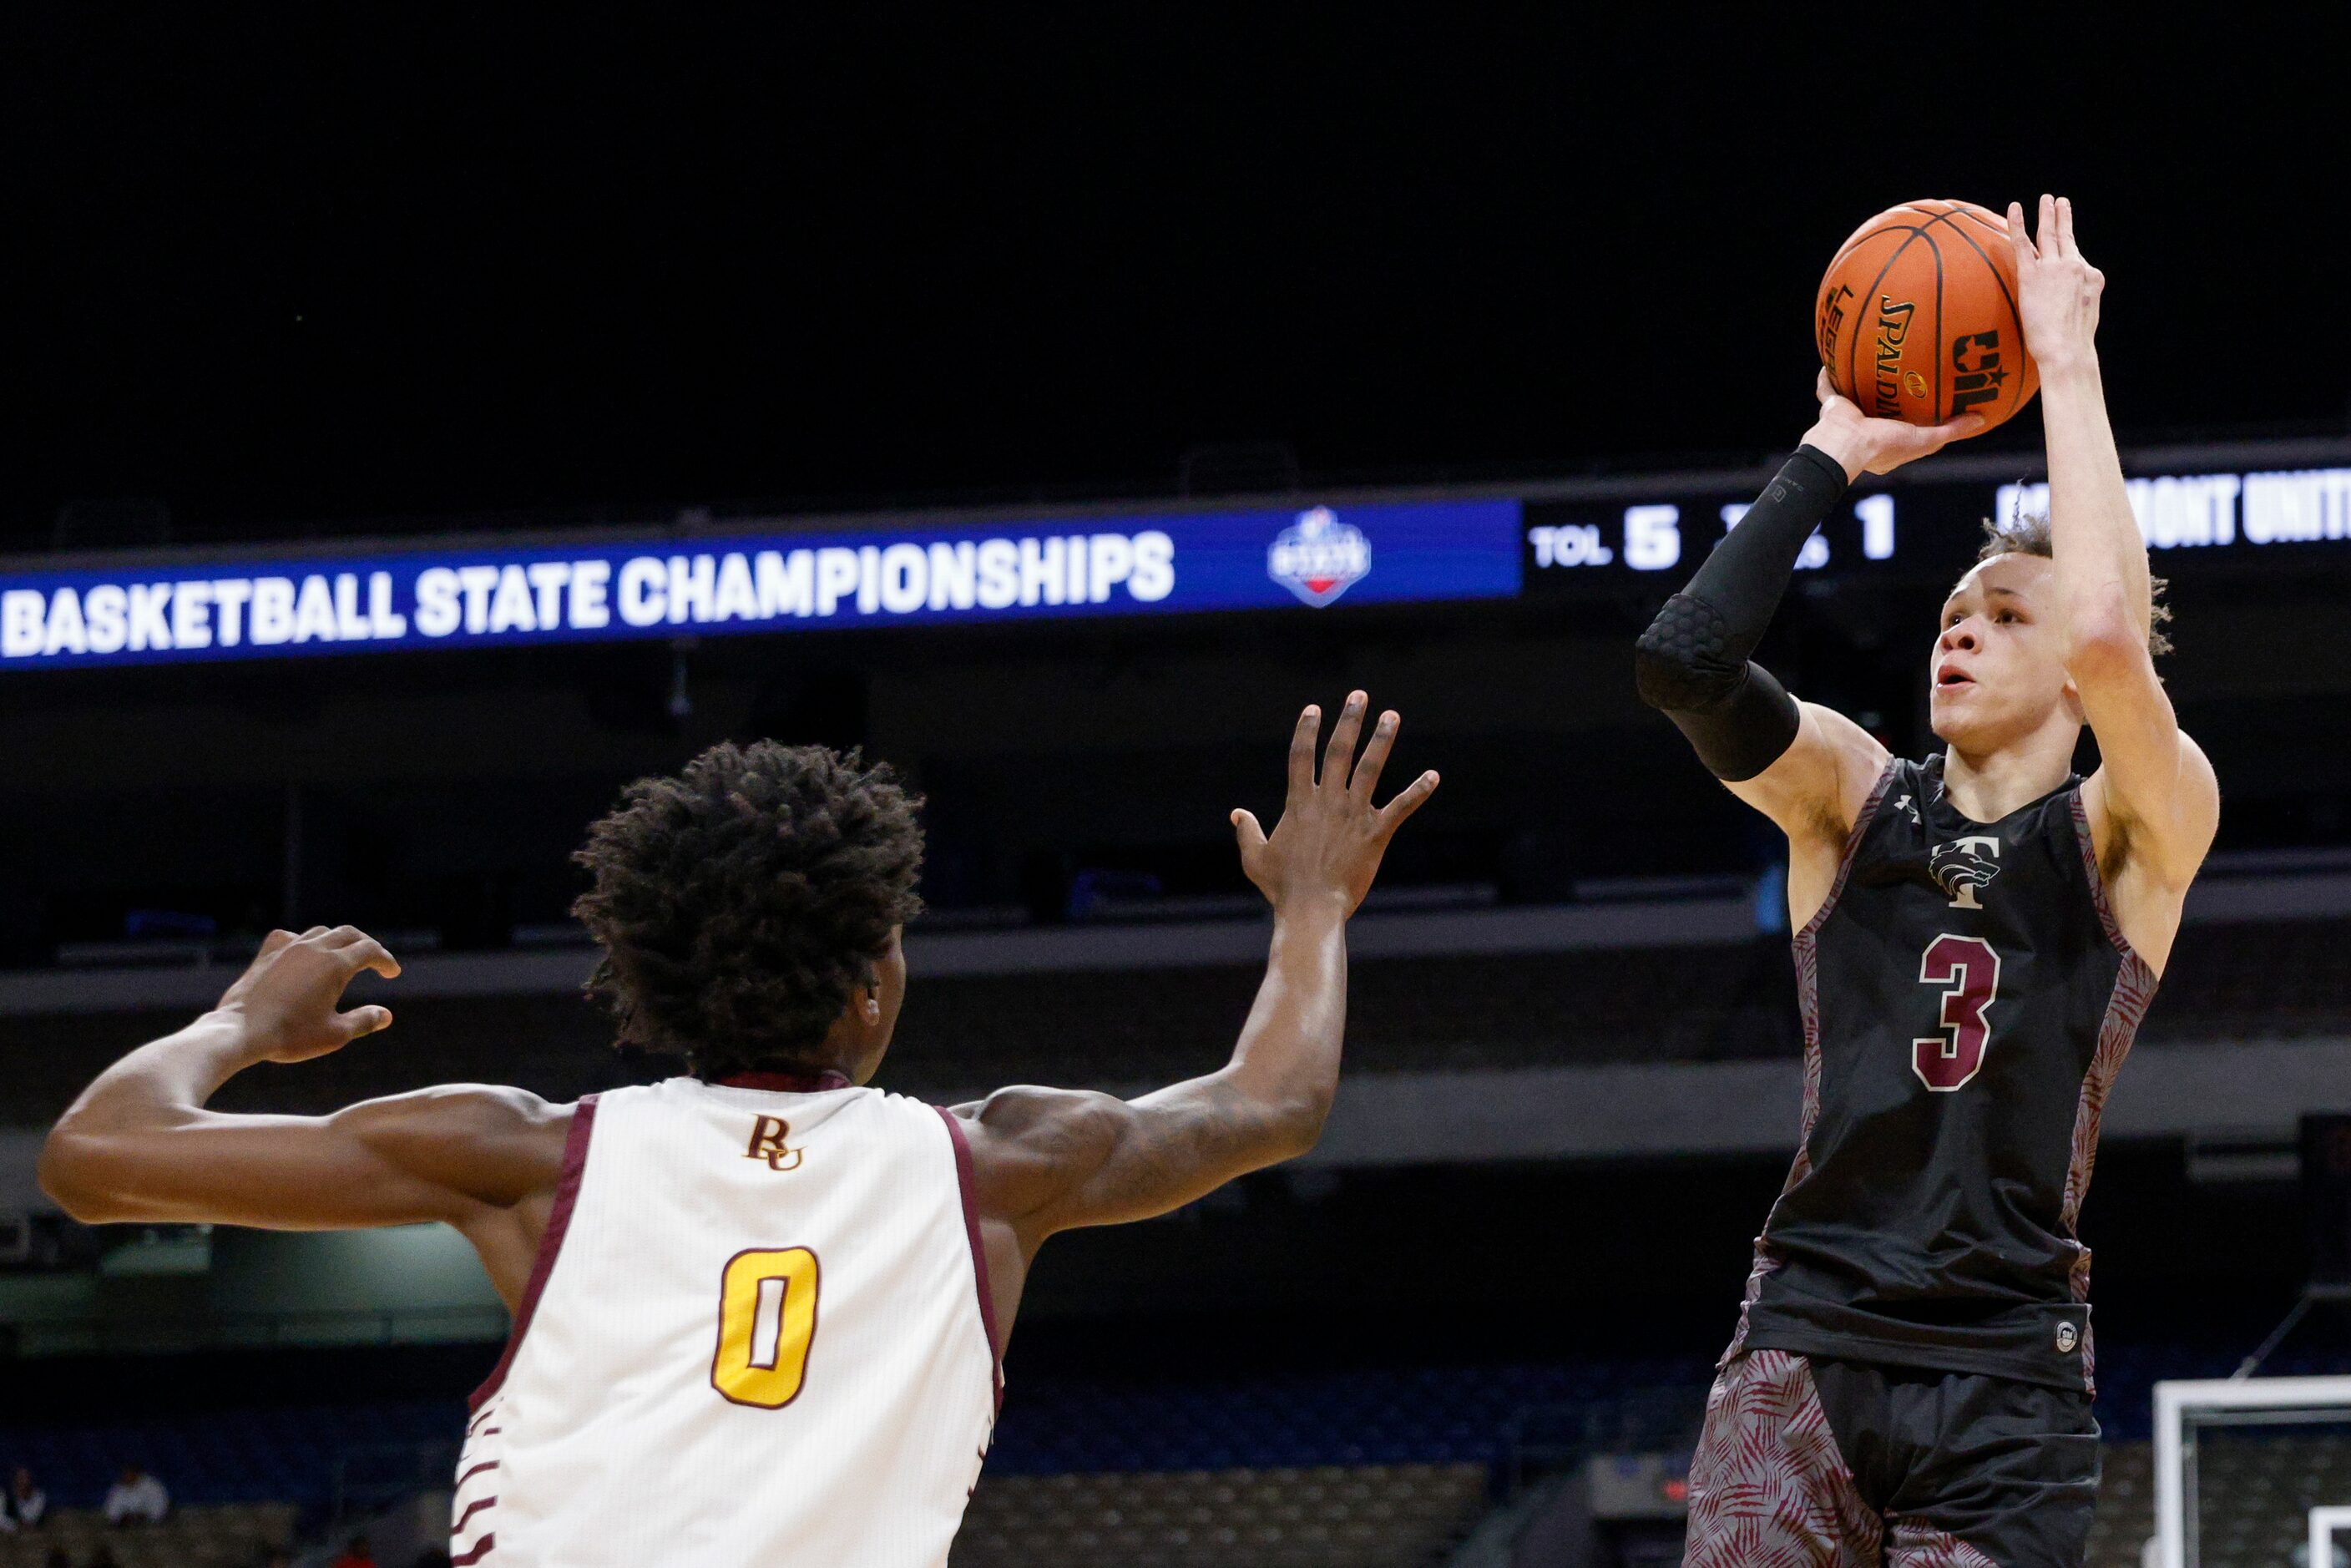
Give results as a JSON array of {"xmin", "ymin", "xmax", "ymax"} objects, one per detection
[
  {"xmin": 745, "ymin": 1115, "xmax": 805, "ymax": 1172},
  {"xmin": 1929, "ymin": 835, "xmax": 2003, "ymax": 910}
]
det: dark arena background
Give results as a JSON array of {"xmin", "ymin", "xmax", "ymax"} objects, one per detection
[{"xmin": 5, "ymin": 14, "xmax": 2351, "ymax": 1568}]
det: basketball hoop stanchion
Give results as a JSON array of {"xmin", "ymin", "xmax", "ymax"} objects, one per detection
[{"xmin": 2154, "ymin": 1376, "xmax": 2351, "ymax": 1568}]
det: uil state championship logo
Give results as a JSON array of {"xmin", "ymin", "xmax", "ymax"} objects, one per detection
[{"xmin": 1267, "ymin": 507, "xmax": 1372, "ymax": 607}]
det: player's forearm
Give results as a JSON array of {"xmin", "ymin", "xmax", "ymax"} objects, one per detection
[
  {"xmin": 2040, "ymin": 356, "xmax": 2155, "ymax": 655},
  {"xmin": 38, "ymin": 1013, "xmax": 261, "ymax": 1211},
  {"xmin": 1217, "ymin": 896, "xmax": 1350, "ymax": 1155},
  {"xmin": 1632, "ymin": 447, "xmax": 1843, "ymax": 781}
]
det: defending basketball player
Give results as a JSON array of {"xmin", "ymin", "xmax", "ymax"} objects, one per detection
[
  {"xmin": 38, "ymin": 693, "xmax": 1437, "ymax": 1565},
  {"xmin": 1641, "ymin": 197, "xmax": 2219, "ymax": 1567}
]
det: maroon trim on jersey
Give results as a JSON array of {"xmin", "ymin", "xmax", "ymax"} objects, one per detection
[
  {"xmin": 450, "ymin": 1534, "xmax": 496, "ymax": 1565},
  {"xmin": 2059, "ymin": 793, "xmax": 2160, "ymax": 1393},
  {"xmin": 933, "ymin": 1105, "xmax": 1005, "ymax": 1413},
  {"xmin": 717, "ymin": 1069, "xmax": 852, "ymax": 1093},
  {"xmin": 469, "ymin": 1095, "xmax": 599, "ymax": 1413},
  {"xmin": 1725, "ymin": 758, "xmax": 1899, "ymax": 1363}
]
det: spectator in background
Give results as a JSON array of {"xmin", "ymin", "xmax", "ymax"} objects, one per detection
[
  {"xmin": 330, "ymin": 1535, "xmax": 378, "ymax": 1568},
  {"xmin": 102, "ymin": 1464, "xmax": 169, "ymax": 1526},
  {"xmin": 3, "ymin": 1465, "xmax": 48, "ymax": 1530}
]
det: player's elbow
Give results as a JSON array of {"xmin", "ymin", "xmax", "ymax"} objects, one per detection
[
  {"xmin": 1255, "ymin": 1092, "xmax": 1332, "ymax": 1165},
  {"xmin": 2065, "ymin": 614, "xmax": 2151, "ymax": 691},
  {"xmin": 1634, "ymin": 599, "xmax": 1738, "ymax": 714},
  {"xmin": 37, "ymin": 1125, "xmax": 127, "ymax": 1223}
]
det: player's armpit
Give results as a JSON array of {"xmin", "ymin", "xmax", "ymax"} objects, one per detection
[
  {"xmin": 39, "ymin": 1083, "xmax": 569, "ymax": 1232},
  {"xmin": 1725, "ymin": 701, "xmax": 1889, "ymax": 848},
  {"xmin": 953, "ymin": 1074, "xmax": 1305, "ymax": 1247}
]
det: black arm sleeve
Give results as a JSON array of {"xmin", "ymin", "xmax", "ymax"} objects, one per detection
[{"xmin": 1633, "ymin": 444, "xmax": 1848, "ymax": 781}]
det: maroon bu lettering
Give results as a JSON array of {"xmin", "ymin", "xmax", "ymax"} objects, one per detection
[{"xmin": 745, "ymin": 1115, "xmax": 804, "ymax": 1171}]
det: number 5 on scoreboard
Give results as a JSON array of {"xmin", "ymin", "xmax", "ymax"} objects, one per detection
[{"xmin": 711, "ymin": 1247, "xmax": 820, "ymax": 1409}]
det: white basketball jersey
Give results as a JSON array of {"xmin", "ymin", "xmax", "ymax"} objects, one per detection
[{"xmin": 452, "ymin": 1077, "xmax": 999, "ymax": 1566}]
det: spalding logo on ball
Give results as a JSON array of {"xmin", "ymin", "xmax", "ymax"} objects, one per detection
[{"xmin": 1816, "ymin": 199, "xmax": 2040, "ymax": 431}]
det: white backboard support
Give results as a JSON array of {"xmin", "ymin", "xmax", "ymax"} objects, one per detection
[{"xmin": 2155, "ymin": 1376, "xmax": 2351, "ymax": 1568}]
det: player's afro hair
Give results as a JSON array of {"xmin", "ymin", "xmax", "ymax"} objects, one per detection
[
  {"xmin": 1978, "ymin": 513, "xmax": 2173, "ymax": 657},
  {"xmin": 571, "ymin": 740, "xmax": 924, "ymax": 1078}
]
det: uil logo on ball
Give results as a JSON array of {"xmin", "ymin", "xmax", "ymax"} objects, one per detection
[
  {"xmin": 1268, "ymin": 507, "xmax": 1371, "ymax": 608},
  {"xmin": 1950, "ymin": 330, "xmax": 2010, "ymax": 416}
]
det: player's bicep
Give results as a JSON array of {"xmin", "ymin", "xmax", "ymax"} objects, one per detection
[
  {"xmin": 43, "ymin": 1085, "xmax": 563, "ymax": 1232},
  {"xmin": 1724, "ymin": 701, "xmax": 1888, "ymax": 845}
]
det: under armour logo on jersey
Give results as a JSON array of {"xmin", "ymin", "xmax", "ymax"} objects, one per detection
[
  {"xmin": 1930, "ymin": 835, "xmax": 2003, "ymax": 910},
  {"xmin": 745, "ymin": 1115, "xmax": 805, "ymax": 1172},
  {"xmin": 1895, "ymin": 792, "xmax": 1920, "ymax": 824}
]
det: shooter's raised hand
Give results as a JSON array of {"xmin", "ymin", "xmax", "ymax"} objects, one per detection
[
  {"xmin": 2008, "ymin": 194, "xmax": 2103, "ymax": 374},
  {"xmin": 1231, "ymin": 692, "xmax": 1438, "ymax": 916},
  {"xmin": 1803, "ymin": 369, "xmax": 1985, "ymax": 480},
  {"xmin": 212, "ymin": 924, "xmax": 402, "ymax": 1063}
]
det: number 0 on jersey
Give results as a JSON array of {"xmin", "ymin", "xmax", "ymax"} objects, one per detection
[{"xmin": 712, "ymin": 1247, "xmax": 821, "ymax": 1409}]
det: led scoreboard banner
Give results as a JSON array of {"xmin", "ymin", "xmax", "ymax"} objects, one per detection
[
  {"xmin": 1521, "ymin": 460, "xmax": 2351, "ymax": 594},
  {"xmin": 0, "ymin": 500, "xmax": 1524, "ymax": 670},
  {"xmin": 3, "ymin": 450, "xmax": 2348, "ymax": 670}
]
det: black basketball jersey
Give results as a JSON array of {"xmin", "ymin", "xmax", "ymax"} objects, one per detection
[{"xmin": 1732, "ymin": 754, "xmax": 2158, "ymax": 1393}]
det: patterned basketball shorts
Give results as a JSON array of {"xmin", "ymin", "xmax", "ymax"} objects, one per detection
[{"xmin": 1682, "ymin": 1349, "xmax": 2101, "ymax": 1568}]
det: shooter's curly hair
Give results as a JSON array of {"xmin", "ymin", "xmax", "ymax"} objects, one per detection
[
  {"xmin": 570, "ymin": 741, "xmax": 924, "ymax": 1078},
  {"xmin": 1978, "ymin": 513, "xmax": 2174, "ymax": 657}
]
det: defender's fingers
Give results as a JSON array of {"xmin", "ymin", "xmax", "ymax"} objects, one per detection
[
  {"xmin": 337, "ymin": 1005, "xmax": 394, "ymax": 1039},
  {"xmin": 1374, "ymin": 770, "xmax": 1441, "ymax": 836},
  {"xmin": 1230, "ymin": 808, "xmax": 1268, "ymax": 857},
  {"xmin": 1286, "ymin": 706, "xmax": 1321, "ymax": 800},
  {"xmin": 1349, "ymin": 710, "xmax": 1401, "ymax": 802},
  {"xmin": 1321, "ymin": 690, "xmax": 1368, "ymax": 788},
  {"xmin": 2054, "ymin": 195, "xmax": 2077, "ymax": 255},
  {"xmin": 334, "ymin": 937, "xmax": 402, "ymax": 981},
  {"xmin": 2038, "ymin": 193, "xmax": 2058, "ymax": 253}
]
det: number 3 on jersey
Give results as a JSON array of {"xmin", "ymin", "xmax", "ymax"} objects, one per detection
[
  {"xmin": 711, "ymin": 1247, "xmax": 820, "ymax": 1409},
  {"xmin": 1914, "ymin": 933, "xmax": 2000, "ymax": 1091}
]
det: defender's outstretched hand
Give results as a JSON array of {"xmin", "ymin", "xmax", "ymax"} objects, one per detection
[
  {"xmin": 213, "ymin": 924, "xmax": 402, "ymax": 1063},
  {"xmin": 1803, "ymin": 369, "xmax": 1984, "ymax": 480},
  {"xmin": 2008, "ymin": 194, "xmax": 2103, "ymax": 374},
  {"xmin": 1231, "ymin": 692, "xmax": 1438, "ymax": 916}
]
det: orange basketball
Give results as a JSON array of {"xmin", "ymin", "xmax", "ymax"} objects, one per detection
[{"xmin": 1815, "ymin": 199, "xmax": 2038, "ymax": 431}]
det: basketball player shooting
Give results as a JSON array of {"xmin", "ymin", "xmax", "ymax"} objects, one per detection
[
  {"xmin": 1640, "ymin": 198, "xmax": 2219, "ymax": 1567},
  {"xmin": 38, "ymin": 693, "xmax": 1437, "ymax": 1566}
]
